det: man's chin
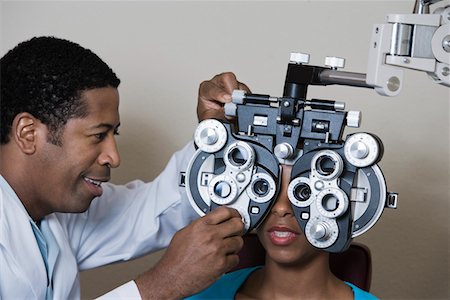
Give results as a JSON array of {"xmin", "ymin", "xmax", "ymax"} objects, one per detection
[{"xmin": 61, "ymin": 197, "xmax": 95, "ymax": 214}]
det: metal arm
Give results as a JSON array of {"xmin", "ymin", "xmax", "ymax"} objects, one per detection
[
  {"xmin": 286, "ymin": 0, "xmax": 449, "ymax": 97},
  {"xmin": 367, "ymin": 0, "xmax": 449, "ymax": 96}
]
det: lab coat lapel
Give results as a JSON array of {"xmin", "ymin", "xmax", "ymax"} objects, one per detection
[
  {"xmin": 46, "ymin": 214, "xmax": 79, "ymax": 299},
  {"xmin": 0, "ymin": 186, "xmax": 48, "ymax": 298}
]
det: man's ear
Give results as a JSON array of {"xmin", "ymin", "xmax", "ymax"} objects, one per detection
[{"xmin": 12, "ymin": 112, "xmax": 43, "ymax": 155}]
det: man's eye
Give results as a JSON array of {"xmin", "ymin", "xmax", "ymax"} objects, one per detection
[
  {"xmin": 94, "ymin": 132, "xmax": 108, "ymax": 140},
  {"xmin": 114, "ymin": 129, "xmax": 120, "ymax": 136}
]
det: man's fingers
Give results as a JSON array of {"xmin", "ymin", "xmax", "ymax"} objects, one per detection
[
  {"xmin": 213, "ymin": 72, "xmax": 251, "ymax": 95},
  {"xmin": 199, "ymin": 80, "xmax": 231, "ymax": 104},
  {"xmin": 198, "ymin": 72, "xmax": 249, "ymax": 108},
  {"xmin": 199, "ymin": 208, "xmax": 245, "ymax": 238},
  {"xmin": 224, "ymin": 253, "xmax": 240, "ymax": 271},
  {"xmin": 214, "ymin": 72, "xmax": 239, "ymax": 94},
  {"xmin": 222, "ymin": 235, "xmax": 245, "ymax": 255},
  {"xmin": 197, "ymin": 72, "xmax": 251, "ymax": 121},
  {"xmin": 238, "ymin": 81, "xmax": 251, "ymax": 93},
  {"xmin": 202, "ymin": 206, "xmax": 242, "ymax": 225},
  {"xmin": 200, "ymin": 108, "xmax": 225, "ymax": 120},
  {"xmin": 217, "ymin": 216, "xmax": 245, "ymax": 237}
]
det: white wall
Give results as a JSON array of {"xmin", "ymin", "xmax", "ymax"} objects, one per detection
[{"xmin": 2, "ymin": 1, "xmax": 449, "ymax": 299}]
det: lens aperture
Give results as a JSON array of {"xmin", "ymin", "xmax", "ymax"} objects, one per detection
[
  {"xmin": 316, "ymin": 155, "xmax": 336, "ymax": 177},
  {"xmin": 322, "ymin": 194, "xmax": 339, "ymax": 211},
  {"xmin": 253, "ymin": 179, "xmax": 270, "ymax": 197},
  {"xmin": 214, "ymin": 181, "xmax": 232, "ymax": 198},
  {"xmin": 294, "ymin": 183, "xmax": 311, "ymax": 201},
  {"xmin": 228, "ymin": 146, "xmax": 249, "ymax": 166}
]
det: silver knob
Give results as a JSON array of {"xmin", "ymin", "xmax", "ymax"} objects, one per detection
[
  {"xmin": 346, "ymin": 110, "xmax": 361, "ymax": 128},
  {"xmin": 231, "ymin": 90, "xmax": 245, "ymax": 104},
  {"xmin": 290, "ymin": 52, "xmax": 310, "ymax": 64},
  {"xmin": 310, "ymin": 222, "xmax": 329, "ymax": 240},
  {"xmin": 325, "ymin": 56, "xmax": 345, "ymax": 69},
  {"xmin": 350, "ymin": 141, "xmax": 369, "ymax": 159},
  {"xmin": 224, "ymin": 102, "xmax": 237, "ymax": 117},
  {"xmin": 200, "ymin": 128, "xmax": 218, "ymax": 145},
  {"xmin": 236, "ymin": 173, "xmax": 246, "ymax": 183},
  {"xmin": 274, "ymin": 143, "xmax": 294, "ymax": 160}
]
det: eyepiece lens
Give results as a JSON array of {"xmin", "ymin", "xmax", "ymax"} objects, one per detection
[
  {"xmin": 322, "ymin": 194, "xmax": 339, "ymax": 211},
  {"xmin": 214, "ymin": 181, "xmax": 231, "ymax": 198},
  {"xmin": 253, "ymin": 179, "xmax": 270, "ymax": 197},
  {"xmin": 228, "ymin": 146, "xmax": 249, "ymax": 166},
  {"xmin": 316, "ymin": 155, "xmax": 336, "ymax": 176},
  {"xmin": 294, "ymin": 183, "xmax": 311, "ymax": 201}
]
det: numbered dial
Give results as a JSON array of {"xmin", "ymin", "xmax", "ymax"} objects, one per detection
[
  {"xmin": 194, "ymin": 119, "xmax": 228, "ymax": 153},
  {"xmin": 208, "ymin": 175, "xmax": 238, "ymax": 205},
  {"xmin": 288, "ymin": 177, "xmax": 313, "ymax": 208},
  {"xmin": 344, "ymin": 133, "xmax": 381, "ymax": 167},
  {"xmin": 305, "ymin": 217, "xmax": 339, "ymax": 249},
  {"xmin": 311, "ymin": 150, "xmax": 344, "ymax": 180},
  {"xmin": 223, "ymin": 141, "xmax": 255, "ymax": 171},
  {"xmin": 247, "ymin": 173, "xmax": 277, "ymax": 203},
  {"xmin": 316, "ymin": 188, "xmax": 349, "ymax": 219}
]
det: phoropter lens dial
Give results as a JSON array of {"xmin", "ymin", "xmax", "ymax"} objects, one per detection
[
  {"xmin": 223, "ymin": 141, "xmax": 255, "ymax": 171},
  {"xmin": 288, "ymin": 177, "xmax": 313, "ymax": 207},
  {"xmin": 247, "ymin": 172, "xmax": 276, "ymax": 203}
]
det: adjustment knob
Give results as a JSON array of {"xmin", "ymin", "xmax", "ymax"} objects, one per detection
[
  {"xmin": 199, "ymin": 127, "xmax": 218, "ymax": 145},
  {"xmin": 194, "ymin": 119, "xmax": 227, "ymax": 153},
  {"xmin": 350, "ymin": 141, "xmax": 369, "ymax": 159},
  {"xmin": 274, "ymin": 143, "xmax": 294, "ymax": 160},
  {"xmin": 325, "ymin": 56, "xmax": 345, "ymax": 69},
  {"xmin": 310, "ymin": 222, "xmax": 329, "ymax": 240},
  {"xmin": 305, "ymin": 217, "xmax": 339, "ymax": 248},
  {"xmin": 346, "ymin": 110, "xmax": 361, "ymax": 128},
  {"xmin": 224, "ymin": 102, "xmax": 237, "ymax": 117},
  {"xmin": 290, "ymin": 52, "xmax": 310, "ymax": 64},
  {"xmin": 231, "ymin": 90, "xmax": 245, "ymax": 104},
  {"xmin": 344, "ymin": 133, "xmax": 381, "ymax": 167}
]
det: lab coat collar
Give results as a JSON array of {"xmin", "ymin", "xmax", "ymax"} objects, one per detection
[
  {"xmin": 0, "ymin": 175, "xmax": 52, "ymax": 298},
  {"xmin": 1, "ymin": 175, "xmax": 82, "ymax": 298}
]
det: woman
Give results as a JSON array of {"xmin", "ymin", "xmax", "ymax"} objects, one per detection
[{"xmin": 186, "ymin": 165, "xmax": 377, "ymax": 299}]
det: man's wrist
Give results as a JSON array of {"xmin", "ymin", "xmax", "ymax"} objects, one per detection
[{"xmin": 135, "ymin": 265, "xmax": 184, "ymax": 300}]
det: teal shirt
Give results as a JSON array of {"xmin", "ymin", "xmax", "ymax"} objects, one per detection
[{"xmin": 186, "ymin": 266, "xmax": 378, "ymax": 300}]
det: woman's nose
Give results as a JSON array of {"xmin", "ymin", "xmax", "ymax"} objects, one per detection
[{"xmin": 271, "ymin": 191, "xmax": 294, "ymax": 218}]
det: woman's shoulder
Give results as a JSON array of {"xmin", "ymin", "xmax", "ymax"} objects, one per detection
[
  {"xmin": 345, "ymin": 282, "xmax": 379, "ymax": 300},
  {"xmin": 184, "ymin": 267, "xmax": 261, "ymax": 299},
  {"xmin": 217, "ymin": 266, "xmax": 261, "ymax": 285}
]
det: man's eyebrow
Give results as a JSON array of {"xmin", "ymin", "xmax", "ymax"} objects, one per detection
[{"xmin": 89, "ymin": 123, "xmax": 121, "ymax": 130}]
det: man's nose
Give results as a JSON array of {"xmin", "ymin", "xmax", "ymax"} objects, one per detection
[{"xmin": 98, "ymin": 137, "xmax": 121, "ymax": 168}]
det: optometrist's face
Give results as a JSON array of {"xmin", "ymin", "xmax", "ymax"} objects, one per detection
[{"xmin": 32, "ymin": 87, "xmax": 121, "ymax": 216}]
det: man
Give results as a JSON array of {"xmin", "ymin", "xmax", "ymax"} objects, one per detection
[{"xmin": 0, "ymin": 36, "xmax": 248, "ymax": 299}]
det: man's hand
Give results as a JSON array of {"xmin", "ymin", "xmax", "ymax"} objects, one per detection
[
  {"xmin": 197, "ymin": 72, "xmax": 251, "ymax": 122},
  {"xmin": 135, "ymin": 207, "xmax": 245, "ymax": 299}
]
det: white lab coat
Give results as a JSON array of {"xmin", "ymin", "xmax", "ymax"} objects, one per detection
[{"xmin": 0, "ymin": 142, "xmax": 198, "ymax": 299}]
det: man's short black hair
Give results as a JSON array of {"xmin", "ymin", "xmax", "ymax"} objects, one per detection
[{"xmin": 0, "ymin": 36, "xmax": 121, "ymax": 145}]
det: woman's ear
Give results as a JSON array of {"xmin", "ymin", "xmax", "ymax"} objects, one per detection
[{"xmin": 12, "ymin": 112, "xmax": 41, "ymax": 154}]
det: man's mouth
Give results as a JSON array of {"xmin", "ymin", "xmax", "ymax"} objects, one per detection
[
  {"xmin": 83, "ymin": 176, "xmax": 102, "ymax": 186},
  {"xmin": 82, "ymin": 176, "xmax": 108, "ymax": 197}
]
